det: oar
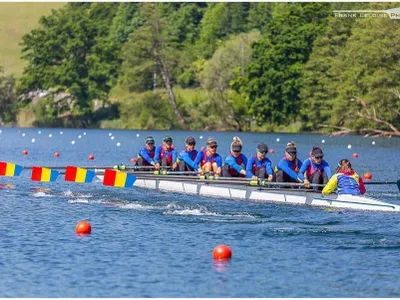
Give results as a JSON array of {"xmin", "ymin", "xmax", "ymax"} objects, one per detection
[
  {"xmin": 364, "ymin": 180, "xmax": 400, "ymax": 191},
  {"xmin": 23, "ymin": 165, "xmax": 169, "ymax": 170}
]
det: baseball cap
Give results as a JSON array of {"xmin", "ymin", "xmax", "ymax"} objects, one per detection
[{"xmin": 257, "ymin": 142, "xmax": 268, "ymax": 153}]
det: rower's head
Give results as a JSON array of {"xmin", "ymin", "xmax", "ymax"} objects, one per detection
[
  {"xmin": 206, "ymin": 138, "xmax": 218, "ymax": 154},
  {"xmin": 257, "ymin": 142, "xmax": 268, "ymax": 159},
  {"xmin": 285, "ymin": 141, "xmax": 297, "ymax": 161},
  {"xmin": 145, "ymin": 136, "xmax": 155, "ymax": 150},
  {"xmin": 230, "ymin": 136, "xmax": 243, "ymax": 157},
  {"xmin": 185, "ymin": 136, "xmax": 196, "ymax": 151},
  {"xmin": 163, "ymin": 135, "xmax": 173, "ymax": 148},
  {"xmin": 311, "ymin": 147, "xmax": 324, "ymax": 165},
  {"xmin": 337, "ymin": 159, "xmax": 354, "ymax": 173}
]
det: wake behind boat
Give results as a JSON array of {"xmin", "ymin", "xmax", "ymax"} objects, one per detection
[{"xmin": 95, "ymin": 172, "xmax": 400, "ymax": 212}]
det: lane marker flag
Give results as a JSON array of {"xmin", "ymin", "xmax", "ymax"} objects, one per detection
[
  {"xmin": 31, "ymin": 166, "xmax": 59, "ymax": 182},
  {"xmin": 0, "ymin": 161, "xmax": 23, "ymax": 176},
  {"xmin": 65, "ymin": 166, "xmax": 96, "ymax": 183},
  {"xmin": 102, "ymin": 169, "xmax": 136, "ymax": 188}
]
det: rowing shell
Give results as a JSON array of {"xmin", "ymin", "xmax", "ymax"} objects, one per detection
[{"xmin": 95, "ymin": 175, "xmax": 400, "ymax": 212}]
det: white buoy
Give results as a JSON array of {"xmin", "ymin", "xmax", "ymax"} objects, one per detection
[
  {"xmin": 321, "ymin": 139, "xmax": 325, "ymax": 144},
  {"xmin": 38, "ymin": 130, "xmax": 41, "ymax": 134},
  {"xmin": 199, "ymin": 136, "xmax": 203, "ymax": 139},
  {"xmin": 31, "ymin": 138, "xmax": 35, "ymax": 143},
  {"xmin": 78, "ymin": 135, "xmax": 82, "ymax": 139},
  {"xmin": 83, "ymin": 132, "xmax": 86, "ymax": 136},
  {"xmin": 276, "ymin": 138, "xmax": 280, "ymax": 142},
  {"xmin": 60, "ymin": 131, "xmax": 63, "ymax": 135},
  {"xmin": 71, "ymin": 140, "xmax": 76, "ymax": 145},
  {"xmin": 347, "ymin": 144, "xmax": 352, "ymax": 149},
  {"xmin": 111, "ymin": 136, "xmax": 115, "ymax": 140},
  {"xmin": 372, "ymin": 141, "xmax": 376, "ymax": 145},
  {"xmin": 48, "ymin": 134, "xmax": 52, "ymax": 138},
  {"xmin": 22, "ymin": 133, "xmax": 26, "ymax": 137},
  {"xmin": 116, "ymin": 142, "xmax": 121, "ymax": 147},
  {"xmin": 109, "ymin": 133, "xmax": 112, "ymax": 136},
  {"xmin": 136, "ymin": 133, "xmax": 140, "ymax": 137}
]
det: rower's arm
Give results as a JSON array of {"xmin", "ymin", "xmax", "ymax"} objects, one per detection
[
  {"xmin": 193, "ymin": 151, "xmax": 203, "ymax": 170},
  {"xmin": 298, "ymin": 158, "xmax": 309, "ymax": 179},
  {"xmin": 172, "ymin": 149, "xmax": 178, "ymax": 163},
  {"xmin": 246, "ymin": 156, "xmax": 255, "ymax": 178},
  {"xmin": 322, "ymin": 174, "xmax": 338, "ymax": 195},
  {"xmin": 277, "ymin": 159, "xmax": 300, "ymax": 181},
  {"xmin": 154, "ymin": 146, "xmax": 161, "ymax": 163},
  {"xmin": 179, "ymin": 151, "xmax": 197, "ymax": 169},
  {"xmin": 323, "ymin": 161, "xmax": 332, "ymax": 179},
  {"xmin": 225, "ymin": 156, "xmax": 244, "ymax": 173},
  {"xmin": 266, "ymin": 159, "xmax": 274, "ymax": 176},
  {"xmin": 139, "ymin": 148, "xmax": 155, "ymax": 165}
]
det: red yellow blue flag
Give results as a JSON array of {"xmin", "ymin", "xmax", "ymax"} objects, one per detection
[
  {"xmin": 65, "ymin": 166, "xmax": 96, "ymax": 183},
  {"xmin": 102, "ymin": 169, "xmax": 136, "ymax": 188},
  {"xmin": 31, "ymin": 166, "xmax": 59, "ymax": 182},
  {"xmin": 0, "ymin": 161, "xmax": 23, "ymax": 176}
]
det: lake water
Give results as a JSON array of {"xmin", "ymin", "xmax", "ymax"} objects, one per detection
[{"xmin": 0, "ymin": 127, "xmax": 399, "ymax": 297}]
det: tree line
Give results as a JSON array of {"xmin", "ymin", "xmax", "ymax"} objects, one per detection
[{"xmin": 1, "ymin": 2, "xmax": 399, "ymax": 136}]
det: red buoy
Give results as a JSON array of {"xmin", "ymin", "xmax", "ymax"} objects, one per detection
[
  {"xmin": 76, "ymin": 221, "xmax": 91, "ymax": 234},
  {"xmin": 364, "ymin": 172, "xmax": 372, "ymax": 180},
  {"xmin": 212, "ymin": 244, "xmax": 232, "ymax": 260},
  {"xmin": 352, "ymin": 153, "xmax": 358, "ymax": 158},
  {"xmin": 88, "ymin": 154, "xmax": 94, "ymax": 160},
  {"xmin": 22, "ymin": 150, "xmax": 28, "ymax": 155},
  {"xmin": 54, "ymin": 152, "xmax": 60, "ymax": 157},
  {"xmin": 269, "ymin": 149, "xmax": 275, "ymax": 154},
  {"xmin": 130, "ymin": 158, "xmax": 137, "ymax": 164}
]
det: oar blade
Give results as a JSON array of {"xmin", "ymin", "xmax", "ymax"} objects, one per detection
[
  {"xmin": 0, "ymin": 161, "xmax": 24, "ymax": 177},
  {"xmin": 31, "ymin": 166, "xmax": 59, "ymax": 182},
  {"xmin": 65, "ymin": 166, "xmax": 96, "ymax": 183},
  {"xmin": 102, "ymin": 169, "xmax": 137, "ymax": 188}
]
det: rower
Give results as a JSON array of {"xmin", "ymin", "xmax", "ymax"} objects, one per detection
[
  {"xmin": 222, "ymin": 137, "xmax": 247, "ymax": 177},
  {"xmin": 322, "ymin": 159, "xmax": 366, "ymax": 195},
  {"xmin": 246, "ymin": 142, "xmax": 273, "ymax": 181},
  {"xmin": 154, "ymin": 135, "xmax": 178, "ymax": 170},
  {"xmin": 299, "ymin": 146, "xmax": 332, "ymax": 189},
  {"xmin": 275, "ymin": 141, "xmax": 303, "ymax": 183},
  {"xmin": 136, "ymin": 136, "xmax": 157, "ymax": 169},
  {"xmin": 194, "ymin": 138, "xmax": 222, "ymax": 176},
  {"xmin": 177, "ymin": 136, "xmax": 198, "ymax": 172}
]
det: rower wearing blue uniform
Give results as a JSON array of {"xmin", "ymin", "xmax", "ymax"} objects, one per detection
[
  {"xmin": 177, "ymin": 136, "xmax": 198, "ymax": 172},
  {"xmin": 194, "ymin": 138, "xmax": 222, "ymax": 176},
  {"xmin": 276, "ymin": 141, "xmax": 303, "ymax": 183},
  {"xmin": 136, "ymin": 136, "xmax": 157, "ymax": 168},
  {"xmin": 246, "ymin": 142, "xmax": 273, "ymax": 181},
  {"xmin": 222, "ymin": 137, "xmax": 247, "ymax": 177},
  {"xmin": 299, "ymin": 146, "xmax": 332, "ymax": 189},
  {"xmin": 154, "ymin": 135, "xmax": 178, "ymax": 170}
]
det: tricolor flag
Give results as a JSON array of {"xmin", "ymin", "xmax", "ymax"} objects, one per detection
[
  {"xmin": 0, "ymin": 161, "xmax": 23, "ymax": 177},
  {"xmin": 65, "ymin": 166, "xmax": 96, "ymax": 183},
  {"xmin": 31, "ymin": 166, "xmax": 59, "ymax": 182},
  {"xmin": 102, "ymin": 169, "xmax": 136, "ymax": 188}
]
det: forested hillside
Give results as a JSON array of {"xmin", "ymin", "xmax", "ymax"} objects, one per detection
[{"xmin": 1, "ymin": 2, "xmax": 399, "ymax": 137}]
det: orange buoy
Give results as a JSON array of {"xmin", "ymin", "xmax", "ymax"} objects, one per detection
[
  {"xmin": 269, "ymin": 149, "xmax": 275, "ymax": 154},
  {"xmin": 364, "ymin": 172, "xmax": 372, "ymax": 180},
  {"xmin": 54, "ymin": 152, "xmax": 60, "ymax": 157},
  {"xmin": 352, "ymin": 153, "xmax": 358, "ymax": 158},
  {"xmin": 212, "ymin": 244, "xmax": 232, "ymax": 260},
  {"xmin": 130, "ymin": 158, "xmax": 137, "ymax": 164},
  {"xmin": 76, "ymin": 221, "xmax": 91, "ymax": 234},
  {"xmin": 88, "ymin": 154, "xmax": 94, "ymax": 160},
  {"xmin": 22, "ymin": 150, "xmax": 28, "ymax": 155}
]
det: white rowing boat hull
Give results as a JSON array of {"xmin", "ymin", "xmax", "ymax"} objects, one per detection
[{"xmin": 96, "ymin": 176, "xmax": 400, "ymax": 212}]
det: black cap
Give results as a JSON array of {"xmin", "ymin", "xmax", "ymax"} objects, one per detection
[
  {"xmin": 232, "ymin": 144, "xmax": 242, "ymax": 152},
  {"xmin": 145, "ymin": 136, "xmax": 155, "ymax": 144},
  {"xmin": 312, "ymin": 147, "xmax": 323, "ymax": 158},
  {"xmin": 163, "ymin": 135, "xmax": 173, "ymax": 143},
  {"xmin": 257, "ymin": 142, "xmax": 268, "ymax": 153},
  {"xmin": 185, "ymin": 136, "xmax": 196, "ymax": 145},
  {"xmin": 207, "ymin": 138, "xmax": 218, "ymax": 147}
]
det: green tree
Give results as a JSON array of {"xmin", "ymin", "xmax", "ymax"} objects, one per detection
[{"xmin": 0, "ymin": 66, "xmax": 18, "ymax": 124}]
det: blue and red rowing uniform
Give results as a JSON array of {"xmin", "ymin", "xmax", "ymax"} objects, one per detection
[
  {"xmin": 138, "ymin": 147, "xmax": 155, "ymax": 165},
  {"xmin": 224, "ymin": 153, "xmax": 248, "ymax": 176},
  {"xmin": 246, "ymin": 155, "xmax": 273, "ymax": 178},
  {"xmin": 178, "ymin": 148, "xmax": 198, "ymax": 169},
  {"xmin": 299, "ymin": 158, "xmax": 332, "ymax": 180},
  {"xmin": 276, "ymin": 157, "xmax": 303, "ymax": 181},
  {"xmin": 154, "ymin": 146, "xmax": 177, "ymax": 165},
  {"xmin": 194, "ymin": 149, "xmax": 222, "ymax": 169}
]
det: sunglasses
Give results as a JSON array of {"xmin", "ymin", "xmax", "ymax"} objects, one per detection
[
  {"xmin": 288, "ymin": 152, "xmax": 297, "ymax": 156},
  {"xmin": 315, "ymin": 156, "xmax": 323, "ymax": 159},
  {"xmin": 232, "ymin": 150, "xmax": 241, "ymax": 153},
  {"xmin": 188, "ymin": 143, "xmax": 195, "ymax": 146},
  {"xmin": 146, "ymin": 142, "xmax": 154, "ymax": 145},
  {"xmin": 259, "ymin": 151, "xmax": 267, "ymax": 154},
  {"xmin": 209, "ymin": 146, "xmax": 217, "ymax": 149}
]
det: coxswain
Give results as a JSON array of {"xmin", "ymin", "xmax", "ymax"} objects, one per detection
[
  {"xmin": 222, "ymin": 137, "xmax": 247, "ymax": 177},
  {"xmin": 322, "ymin": 159, "xmax": 366, "ymax": 195},
  {"xmin": 194, "ymin": 138, "xmax": 222, "ymax": 176},
  {"xmin": 275, "ymin": 141, "xmax": 303, "ymax": 183},
  {"xmin": 136, "ymin": 136, "xmax": 157, "ymax": 169},
  {"xmin": 177, "ymin": 136, "xmax": 198, "ymax": 172},
  {"xmin": 299, "ymin": 146, "xmax": 332, "ymax": 189},
  {"xmin": 154, "ymin": 135, "xmax": 178, "ymax": 170},
  {"xmin": 245, "ymin": 142, "xmax": 273, "ymax": 181}
]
